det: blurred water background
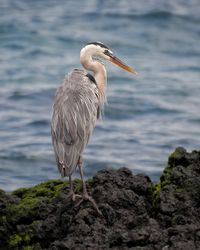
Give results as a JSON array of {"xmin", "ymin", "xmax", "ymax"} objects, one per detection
[{"xmin": 0, "ymin": 0, "xmax": 200, "ymax": 191}]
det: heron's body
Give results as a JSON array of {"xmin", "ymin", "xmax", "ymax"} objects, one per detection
[
  {"xmin": 51, "ymin": 42, "xmax": 137, "ymax": 214},
  {"xmin": 51, "ymin": 69, "xmax": 99, "ymax": 177}
]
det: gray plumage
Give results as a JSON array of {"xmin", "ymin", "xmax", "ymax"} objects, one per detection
[{"xmin": 51, "ymin": 69, "xmax": 99, "ymax": 177}]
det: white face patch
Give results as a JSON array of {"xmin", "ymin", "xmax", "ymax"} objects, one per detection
[
  {"xmin": 81, "ymin": 43, "xmax": 112, "ymax": 62},
  {"xmin": 80, "ymin": 42, "xmax": 116, "ymax": 71}
]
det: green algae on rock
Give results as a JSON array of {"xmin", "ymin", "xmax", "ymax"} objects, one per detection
[{"xmin": 6, "ymin": 180, "xmax": 67, "ymax": 225}]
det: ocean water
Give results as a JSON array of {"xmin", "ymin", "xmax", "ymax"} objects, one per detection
[{"xmin": 0, "ymin": 0, "xmax": 200, "ymax": 191}]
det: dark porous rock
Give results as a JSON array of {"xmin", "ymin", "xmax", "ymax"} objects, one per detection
[{"xmin": 0, "ymin": 147, "xmax": 200, "ymax": 249}]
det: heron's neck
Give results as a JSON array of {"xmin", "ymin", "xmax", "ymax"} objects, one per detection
[{"xmin": 80, "ymin": 50, "xmax": 107, "ymax": 106}]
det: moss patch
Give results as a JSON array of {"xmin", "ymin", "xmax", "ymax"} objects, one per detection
[
  {"xmin": 7, "ymin": 180, "xmax": 67, "ymax": 224},
  {"xmin": 8, "ymin": 234, "xmax": 22, "ymax": 248},
  {"xmin": 168, "ymin": 147, "xmax": 189, "ymax": 168},
  {"xmin": 3, "ymin": 180, "xmax": 70, "ymax": 249},
  {"xmin": 151, "ymin": 163, "xmax": 174, "ymax": 210},
  {"xmin": 8, "ymin": 232, "xmax": 33, "ymax": 249},
  {"xmin": 9, "ymin": 233, "xmax": 21, "ymax": 247},
  {"xmin": 160, "ymin": 164, "xmax": 174, "ymax": 187},
  {"xmin": 151, "ymin": 149, "xmax": 180, "ymax": 210},
  {"xmin": 151, "ymin": 183, "xmax": 161, "ymax": 211},
  {"xmin": 12, "ymin": 179, "xmax": 66, "ymax": 199}
]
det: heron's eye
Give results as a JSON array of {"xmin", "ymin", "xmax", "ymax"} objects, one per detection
[{"xmin": 104, "ymin": 49, "xmax": 112, "ymax": 57}]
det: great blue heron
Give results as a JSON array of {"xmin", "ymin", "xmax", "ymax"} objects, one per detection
[{"xmin": 51, "ymin": 41, "xmax": 137, "ymax": 214}]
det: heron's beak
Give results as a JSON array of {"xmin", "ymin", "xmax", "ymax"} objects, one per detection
[{"xmin": 108, "ymin": 53, "xmax": 138, "ymax": 75}]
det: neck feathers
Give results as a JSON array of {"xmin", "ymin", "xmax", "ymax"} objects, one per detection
[{"xmin": 80, "ymin": 45, "xmax": 107, "ymax": 108}]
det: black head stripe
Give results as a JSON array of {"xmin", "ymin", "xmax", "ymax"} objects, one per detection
[{"xmin": 86, "ymin": 41, "xmax": 110, "ymax": 49}]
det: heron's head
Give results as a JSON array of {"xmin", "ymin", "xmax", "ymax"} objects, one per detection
[{"xmin": 81, "ymin": 41, "xmax": 138, "ymax": 75}]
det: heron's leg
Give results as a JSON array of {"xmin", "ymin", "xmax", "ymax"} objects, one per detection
[
  {"xmin": 66, "ymin": 175, "xmax": 81, "ymax": 201},
  {"xmin": 78, "ymin": 157, "xmax": 87, "ymax": 196},
  {"xmin": 76, "ymin": 158, "xmax": 102, "ymax": 216}
]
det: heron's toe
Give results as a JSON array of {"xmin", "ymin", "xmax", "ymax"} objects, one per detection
[
  {"xmin": 77, "ymin": 193, "xmax": 102, "ymax": 216},
  {"xmin": 73, "ymin": 193, "xmax": 82, "ymax": 201},
  {"xmin": 66, "ymin": 190, "xmax": 81, "ymax": 201}
]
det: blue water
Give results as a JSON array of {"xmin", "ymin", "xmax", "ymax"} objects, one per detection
[{"xmin": 0, "ymin": 0, "xmax": 200, "ymax": 191}]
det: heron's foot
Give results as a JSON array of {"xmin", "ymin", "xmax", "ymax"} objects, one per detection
[
  {"xmin": 66, "ymin": 190, "xmax": 81, "ymax": 202},
  {"xmin": 75, "ymin": 193, "xmax": 103, "ymax": 216}
]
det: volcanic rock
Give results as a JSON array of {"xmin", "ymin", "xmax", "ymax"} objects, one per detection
[{"xmin": 0, "ymin": 147, "xmax": 200, "ymax": 249}]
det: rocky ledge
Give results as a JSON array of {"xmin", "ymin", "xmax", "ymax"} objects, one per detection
[{"xmin": 0, "ymin": 147, "xmax": 200, "ymax": 250}]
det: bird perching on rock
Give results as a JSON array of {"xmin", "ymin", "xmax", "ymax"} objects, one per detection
[{"xmin": 51, "ymin": 41, "xmax": 137, "ymax": 215}]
